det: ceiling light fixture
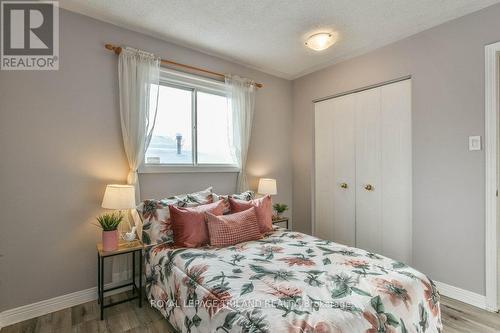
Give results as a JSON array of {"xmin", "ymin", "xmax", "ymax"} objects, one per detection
[{"xmin": 305, "ymin": 32, "xmax": 336, "ymax": 51}]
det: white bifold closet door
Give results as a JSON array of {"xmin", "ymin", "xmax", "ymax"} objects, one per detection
[
  {"xmin": 379, "ymin": 80, "xmax": 412, "ymax": 262},
  {"xmin": 354, "ymin": 87, "xmax": 383, "ymax": 254},
  {"xmin": 314, "ymin": 79, "xmax": 412, "ymax": 263},
  {"xmin": 314, "ymin": 95, "xmax": 356, "ymax": 246}
]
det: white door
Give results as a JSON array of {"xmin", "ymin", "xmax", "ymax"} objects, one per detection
[
  {"xmin": 380, "ymin": 80, "xmax": 412, "ymax": 263},
  {"xmin": 314, "ymin": 79, "xmax": 412, "ymax": 263},
  {"xmin": 315, "ymin": 99, "xmax": 336, "ymax": 241},
  {"xmin": 355, "ymin": 87, "xmax": 383, "ymax": 254},
  {"xmin": 330, "ymin": 95, "xmax": 356, "ymax": 246},
  {"xmin": 314, "ymin": 95, "xmax": 356, "ymax": 245}
]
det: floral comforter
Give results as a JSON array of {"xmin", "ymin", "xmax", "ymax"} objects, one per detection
[{"xmin": 145, "ymin": 228, "xmax": 442, "ymax": 332}]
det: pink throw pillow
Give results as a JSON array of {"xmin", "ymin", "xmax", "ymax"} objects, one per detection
[
  {"xmin": 169, "ymin": 200, "xmax": 225, "ymax": 248},
  {"xmin": 206, "ymin": 207, "xmax": 262, "ymax": 247},
  {"xmin": 229, "ymin": 195, "xmax": 273, "ymax": 233}
]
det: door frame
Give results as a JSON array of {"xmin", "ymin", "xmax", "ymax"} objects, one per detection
[{"xmin": 485, "ymin": 41, "xmax": 500, "ymax": 312}]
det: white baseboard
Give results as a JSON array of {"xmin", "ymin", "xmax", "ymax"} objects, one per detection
[
  {"xmin": 0, "ymin": 280, "xmax": 136, "ymax": 330},
  {"xmin": 435, "ymin": 281, "xmax": 495, "ymax": 311}
]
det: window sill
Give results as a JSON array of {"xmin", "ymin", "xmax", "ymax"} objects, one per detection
[{"xmin": 138, "ymin": 164, "xmax": 241, "ymax": 174}]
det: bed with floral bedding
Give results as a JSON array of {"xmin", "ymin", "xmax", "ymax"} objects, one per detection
[{"xmin": 144, "ymin": 227, "xmax": 442, "ymax": 333}]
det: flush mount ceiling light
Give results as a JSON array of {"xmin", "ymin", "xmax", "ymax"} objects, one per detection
[{"xmin": 305, "ymin": 32, "xmax": 337, "ymax": 51}]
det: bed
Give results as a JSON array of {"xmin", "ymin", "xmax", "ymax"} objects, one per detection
[{"xmin": 144, "ymin": 227, "xmax": 442, "ymax": 332}]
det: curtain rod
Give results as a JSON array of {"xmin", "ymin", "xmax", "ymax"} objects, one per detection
[{"xmin": 104, "ymin": 44, "xmax": 263, "ymax": 89}]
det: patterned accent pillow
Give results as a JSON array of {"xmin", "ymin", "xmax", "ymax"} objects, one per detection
[
  {"xmin": 169, "ymin": 187, "xmax": 214, "ymax": 206},
  {"xmin": 212, "ymin": 190, "xmax": 255, "ymax": 214},
  {"xmin": 230, "ymin": 190, "xmax": 255, "ymax": 201},
  {"xmin": 137, "ymin": 187, "xmax": 214, "ymax": 246},
  {"xmin": 206, "ymin": 207, "xmax": 262, "ymax": 247}
]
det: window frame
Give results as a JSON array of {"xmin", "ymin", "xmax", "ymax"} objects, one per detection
[{"xmin": 139, "ymin": 69, "xmax": 240, "ymax": 174}]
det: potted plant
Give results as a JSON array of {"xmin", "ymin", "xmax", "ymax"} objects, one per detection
[
  {"xmin": 96, "ymin": 212, "xmax": 123, "ymax": 251},
  {"xmin": 273, "ymin": 203, "xmax": 288, "ymax": 219}
]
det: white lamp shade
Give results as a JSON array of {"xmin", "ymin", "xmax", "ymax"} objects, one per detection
[
  {"xmin": 258, "ymin": 178, "xmax": 277, "ymax": 195},
  {"xmin": 101, "ymin": 184, "xmax": 136, "ymax": 209}
]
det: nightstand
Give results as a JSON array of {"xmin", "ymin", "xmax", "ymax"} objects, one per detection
[
  {"xmin": 272, "ymin": 217, "xmax": 289, "ymax": 229},
  {"xmin": 96, "ymin": 240, "xmax": 143, "ymax": 320}
]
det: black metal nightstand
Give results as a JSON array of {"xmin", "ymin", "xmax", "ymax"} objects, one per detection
[
  {"xmin": 272, "ymin": 217, "xmax": 289, "ymax": 229},
  {"xmin": 96, "ymin": 240, "xmax": 143, "ymax": 320}
]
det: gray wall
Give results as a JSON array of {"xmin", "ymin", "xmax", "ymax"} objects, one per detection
[
  {"xmin": 292, "ymin": 4, "xmax": 500, "ymax": 295},
  {"xmin": 0, "ymin": 9, "xmax": 292, "ymax": 311}
]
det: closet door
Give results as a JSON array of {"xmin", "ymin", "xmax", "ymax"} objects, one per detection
[
  {"xmin": 330, "ymin": 95, "xmax": 356, "ymax": 246},
  {"xmin": 315, "ymin": 99, "xmax": 336, "ymax": 241},
  {"xmin": 314, "ymin": 96, "xmax": 356, "ymax": 245},
  {"xmin": 355, "ymin": 88, "xmax": 383, "ymax": 254},
  {"xmin": 380, "ymin": 80, "xmax": 412, "ymax": 263}
]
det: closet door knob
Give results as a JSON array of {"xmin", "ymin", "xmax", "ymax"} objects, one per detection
[
  {"xmin": 364, "ymin": 184, "xmax": 374, "ymax": 191},
  {"xmin": 340, "ymin": 183, "xmax": 348, "ymax": 189}
]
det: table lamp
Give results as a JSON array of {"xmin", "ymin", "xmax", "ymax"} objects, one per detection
[
  {"xmin": 102, "ymin": 184, "xmax": 136, "ymax": 210},
  {"xmin": 102, "ymin": 184, "xmax": 136, "ymax": 231},
  {"xmin": 257, "ymin": 178, "xmax": 277, "ymax": 196}
]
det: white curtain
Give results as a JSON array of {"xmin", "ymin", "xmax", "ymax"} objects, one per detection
[
  {"xmin": 114, "ymin": 47, "xmax": 159, "ymax": 282},
  {"xmin": 225, "ymin": 75, "xmax": 256, "ymax": 192},
  {"xmin": 118, "ymin": 47, "xmax": 160, "ymax": 202}
]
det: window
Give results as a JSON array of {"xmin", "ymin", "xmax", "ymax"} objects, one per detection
[{"xmin": 143, "ymin": 69, "xmax": 238, "ymax": 172}]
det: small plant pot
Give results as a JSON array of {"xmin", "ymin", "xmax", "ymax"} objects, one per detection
[{"xmin": 102, "ymin": 230, "xmax": 118, "ymax": 251}]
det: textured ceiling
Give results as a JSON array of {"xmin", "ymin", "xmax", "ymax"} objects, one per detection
[{"xmin": 59, "ymin": 0, "xmax": 500, "ymax": 79}]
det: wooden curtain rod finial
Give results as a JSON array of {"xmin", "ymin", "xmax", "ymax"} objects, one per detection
[
  {"xmin": 104, "ymin": 43, "xmax": 263, "ymax": 88},
  {"xmin": 105, "ymin": 43, "xmax": 122, "ymax": 55}
]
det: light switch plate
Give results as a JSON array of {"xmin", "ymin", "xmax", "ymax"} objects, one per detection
[{"xmin": 469, "ymin": 136, "xmax": 481, "ymax": 151}]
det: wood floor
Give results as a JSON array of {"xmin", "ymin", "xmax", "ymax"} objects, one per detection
[
  {"xmin": 441, "ymin": 297, "xmax": 500, "ymax": 332},
  {"xmin": 2, "ymin": 293, "xmax": 500, "ymax": 332},
  {"xmin": 1, "ymin": 292, "xmax": 175, "ymax": 333}
]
